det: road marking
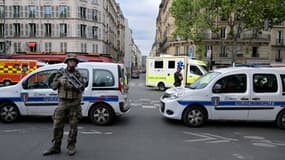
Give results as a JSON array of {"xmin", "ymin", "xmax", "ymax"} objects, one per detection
[
  {"xmin": 233, "ymin": 153, "xmax": 245, "ymax": 159},
  {"xmin": 244, "ymin": 136, "xmax": 285, "ymax": 147},
  {"xmin": 184, "ymin": 132, "xmax": 238, "ymax": 144},
  {"xmin": 142, "ymin": 105, "xmax": 156, "ymax": 109},
  {"xmin": 2, "ymin": 129, "xmax": 25, "ymax": 133}
]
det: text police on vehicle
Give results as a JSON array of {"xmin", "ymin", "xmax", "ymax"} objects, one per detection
[
  {"xmin": 0, "ymin": 62, "xmax": 129, "ymax": 125},
  {"xmin": 160, "ymin": 67, "xmax": 285, "ymax": 129}
]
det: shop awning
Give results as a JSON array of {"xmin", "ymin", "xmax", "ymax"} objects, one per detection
[{"xmin": 27, "ymin": 42, "xmax": 37, "ymax": 47}]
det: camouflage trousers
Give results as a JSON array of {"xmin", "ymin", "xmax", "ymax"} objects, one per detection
[{"xmin": 52, "ymin": 98, "xmax": 82, "ymax": 146}]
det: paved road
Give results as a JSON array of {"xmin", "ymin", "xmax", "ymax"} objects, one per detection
[{"xmin": 0, "ymin": 74, "xmax": 285, "ymax": 160}]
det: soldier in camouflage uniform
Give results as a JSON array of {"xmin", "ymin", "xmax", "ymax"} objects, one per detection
[{"xmin": 43, "ymin": 54, "xmax": 85, "ymax": 156}]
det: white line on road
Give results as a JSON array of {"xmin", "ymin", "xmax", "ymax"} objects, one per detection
[
  {"xmin": 142, "ymin": 105, "xmax": 156, "ymax": 109},
  {"xmin": 184, "ymin": 132, "xmax": 238, "ymax": 143}
]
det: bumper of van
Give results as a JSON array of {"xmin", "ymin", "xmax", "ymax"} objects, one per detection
[
  {"xmin": 119, "ymin": 97, "xmax": 130, "ymax": 113},
  {"xmin": 160, "ymin": 98, "xmax": 183, "ymax": 120}
]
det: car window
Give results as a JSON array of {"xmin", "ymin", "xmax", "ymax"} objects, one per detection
[
  {"xmin": 23, "ymin": 69, "xmax": 57, "ymax": 89},
  {"xmin": 93, "ymin": 69, "xmax": 114, "ymax": 87},
  {"xmin": 190, "ymin": 65, "xmax": 202, "ymax": 75},
  {"xmin": 78, "ymin": 69, "xmax": 89, "ymax": 87},
  {"xmin": 253, "ymin": 74, "xmax": 277, "ymax": 93},
  {"xmin": 213, "ymin": 74, "xmax": 247, "ymax": 93}
]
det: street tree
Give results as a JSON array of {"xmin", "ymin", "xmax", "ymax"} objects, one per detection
[{"xmin": 171, "ymin": 0, "xmax": 285, "ymax": 64}]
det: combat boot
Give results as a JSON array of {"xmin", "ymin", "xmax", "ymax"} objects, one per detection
[
  {"xmin": 42, "ymin": 141, "xmax": 61, "ymax": 156},
  {"xmin": 43, "ymin": 128, "xmax": 63, "ymax": 156},
  {"xmin": 67, "ymin": 143, "xmax": 76, "ymax": 156}
]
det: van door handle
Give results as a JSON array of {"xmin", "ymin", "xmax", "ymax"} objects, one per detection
[
  {"xmin": 49, "ymin": 93, "xmax": 58, "ymax": 96},
  {"xmin": 240, "ymin": 98, "xmax": 249, "ymax": 100},
  {"xmin": 167, "ymin": 73, "xmax": 170, "ymax": 76},
  {"xmin": 252, "ymin": 97, "xmax": 260, "ymax": 100}
]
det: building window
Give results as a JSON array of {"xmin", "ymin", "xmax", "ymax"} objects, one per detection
[
  {"xmin": 221, "ymin": 27, "xmax": 226, "ymax": 39},
  {"xmin": 92, "ymin": 0, "xmax": 98, "ymax": 4},
  {"xmin": 14, "ymin": 42, "xmax": 21, "ymax": 52},
  {"xmin": 277, "ymin": 30, "xmax": 283, "ymax": 45},
  {"xmin": 252, "ymin": 47, "xmax": 258, "ymax": 57},
  {"xmin": 29, "ymin": 5, "xmax": 36, "ymax": 18},
  {"xmin": 60, "ymin": 42, "xmax": 67, "ymax": 52},
  {"xmin": 92, "ymin": 26, "xmax": 98, "ymax": 39},
  {"xmin": 0, "ymin": 23, "xmax": 4, "ymax": 38},
  {"xmin": 92, "ymin": 9, "xmax": 98, "ymax": 21},
  {"xmin": 81, "ymin": 24, "xmax": 86, "ymax": 37},
  {"xmin": 0, "ymin": 5, "xmax": 4, "ymax": 18},
  {"xmin": 81, "ymin": 43, "xmax": 87, "ymax": 53},
  {"xmin": 184, "ymin": 46, "xmax": 189, "ymax": 56},
  {"xmin": 59, "ymin": 5, "xmax": 68, "ymax": 18},
  {"xmin": 45, "ymin": 23, "xmax": 52, "ymax": 37},
  {"xmin": 93, "ymin": 44, "xmax": 98, "ymax": 53},
  {"xmin": 276, "ymin": 49, "xmax": 282, "ymax": 62},
  {"xmin": 45, "ymin": 42, "xmax": 52, "ymax": 52},
  {"xmin": 220, "ymin": 45, "xmax": 227, "ymax": 57},
  {"xmin": 44, "ymin": 5, "xmax": 52, "ymax": 18},
  {"xmin": 80, "ymin": 7, "xmax": 86, "ymax": 19},
  {"xmin": 14, "ymin": 23, "xmax": 21, "ymax": 37},
  {"xmin": 175, "ymin": 46, "xmax": 180, "ymax": 56},
  {"xmin": 60, "ymin": 24, "xmax": 67, "ymax": 37},
  {"xmin": 13, "ymin": 6, "xmax": 20, "ymax": 18},
  {"xmin": 29, "ymin": 23, "xmax": 36, "ymax": 37}
]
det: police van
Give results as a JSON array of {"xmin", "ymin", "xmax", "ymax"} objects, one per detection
[
  {"xmin": 146, "ymin": 56, "xmax": 208, "ymax": 91},
  {"xmin": 0, "ymin": 62, "xmax": 130, "ymax": 125},
  {"xmin": 160, "ymin": 67, "xmax": 285, "ymax": 129}
]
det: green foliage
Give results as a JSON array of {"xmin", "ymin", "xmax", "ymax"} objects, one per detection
[{"xmin": 171, "ymin": 0, "xmax": 285, "ymax": 39}]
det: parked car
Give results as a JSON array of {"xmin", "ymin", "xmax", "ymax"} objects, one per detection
[
  {"xmin": 0, "ymin": 62, "xmax": 130, "ymax": 125},
  {"xmin": 131, "ymin": 71, "xmax": 140, "ymax": 79},
  {"xmin": 160, "ymin": 67, "xmax": 285, "ymax": 129}
]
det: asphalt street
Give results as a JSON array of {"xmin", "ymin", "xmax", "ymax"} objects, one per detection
[{"xmin": 0, "ymin": 74, "xmax": 285, "ymax": 160}]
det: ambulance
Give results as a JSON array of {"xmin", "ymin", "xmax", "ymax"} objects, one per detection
[
  {"xmin": 0, "ymin": 59, "xmax": 41, "ymax": 86},
  {"xmin": 145, "ymin": 56, "xmax": 208, "ymax": 91}
]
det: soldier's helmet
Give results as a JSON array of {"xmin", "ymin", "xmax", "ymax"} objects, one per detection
[{"xmin": 64, "ymin": 53, "xmax": 79, "ymax": 64}]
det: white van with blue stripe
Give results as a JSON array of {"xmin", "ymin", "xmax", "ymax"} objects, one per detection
[
  {"xmin": 160, "ymin": 67, "xmax": 285, "ymax": 129},
  {"xmin": 0, "ymin": 62, "xmax": 129, "ymax": 125}
]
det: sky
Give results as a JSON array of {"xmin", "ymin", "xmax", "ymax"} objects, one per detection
[{"xmin": 117, "ymin": 0, "xmax": 162, "ymax": 56}]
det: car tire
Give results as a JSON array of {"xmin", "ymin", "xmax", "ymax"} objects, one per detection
[
  {"xmin": 276, "ymin": 110, "xmax": 285, "ymax": 129},
  {"xmin": 0, "ymin": 103, "xmax": 19, "ymax": 123},
  {"xmin": 89, "ymin": 103, "xmax": 115, "ymax": 125},
  {"xmin": 182, "ymin": 106, "xmax": 207, "ymax": 127},
  {"xmin": 158, "ymin": 82, "xmax": 165, "ymax": 91},
  {"xmin": 4, "ymin": 80, "xmax": 11, "ymax": 86}
]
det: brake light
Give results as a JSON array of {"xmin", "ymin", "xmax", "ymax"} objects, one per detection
[{"xmin": 119, "ymin": 77, "xmax": 124, "ymax": 93}]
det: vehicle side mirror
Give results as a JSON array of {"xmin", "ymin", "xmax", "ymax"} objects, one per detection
[{"xmin": 22, "ymin": 80, "xmax": 28, "ymax": 89}]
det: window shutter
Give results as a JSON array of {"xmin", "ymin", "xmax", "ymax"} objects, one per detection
[
  {"xmin": 9, "ymin": 24, "xmax": 13, "ymax": 37},
  {"xmin": 67, "ymin": 24, "xmax": 71, "ymax": 37},
  {"xmin": 67, "ymin": 6, "xmax": 70, "ymax": 18},
  {"xmin": 78, "ymin": 24, "xmax": 80, "ymax": 37},
  {"xmin": 5, "ymin": 24, "xmax": 8, "ymax": 37},
  {"xmin": 36, "ymin": 24, "xmax": 40, "ymax": 37},
  {"xmin": 20, "ymin": 24, "xmax": 24, "ymax": 37},
  {"xmin": 55, "ymin": 6, "xmax": 59, "ymax": 18},
  {"xmin": 25, "ymin": 24, "xmax": 29, "ymax": 37}
]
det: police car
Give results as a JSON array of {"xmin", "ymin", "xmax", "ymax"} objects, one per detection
[
  {"xmin": 0, "ymin": 62, "xmax": 130, "ymax": 125},
  {"xmin": 160, "ymin": 67, "xmax": 285, "ymax": 129}
]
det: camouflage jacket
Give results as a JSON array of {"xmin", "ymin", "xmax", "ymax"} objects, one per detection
[{"xmin": 50, "ymin": 68, "xmax": 85, "ymax": 99}]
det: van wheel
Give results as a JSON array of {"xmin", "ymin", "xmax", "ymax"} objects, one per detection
[
  {"xmin": 183, "ymin": 106, "xmax": 206, "ymax": 127},
  {"xmin": 276, "ymin": 110, "xmax": 285, "ymax": 129},
  {"xmin": 0, "ymin": 103, "xmax": 19, "ymax": 123},
  {"xmin": 158, "ymin": 83, "xmax": 165, "ymax": 91},
  {"xmin": 4, "ymin": 80, "xmax": 11, "ymax": 86},
  {"xmin": 89, "ymin": 104, "xmax": 114, "ymax": 125}
]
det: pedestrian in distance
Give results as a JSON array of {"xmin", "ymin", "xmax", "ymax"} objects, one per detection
[
  {"xmin": 174, "ymin": 66, "xmax": 183, "ymax": 87},
  {"xmin": 43, "ymin": 53, "xmax": 85, "ymax": 156}
]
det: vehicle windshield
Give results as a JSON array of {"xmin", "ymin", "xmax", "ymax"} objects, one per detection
[
  {"xmin": 199, "ymin": 65, "xmax": 208, "ymax": 73},
  {"xmin": 189, "ymin": 72, "xmax": 220, "ymax": 89}
]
